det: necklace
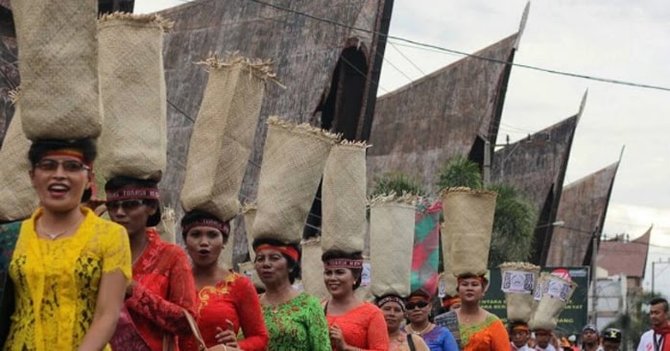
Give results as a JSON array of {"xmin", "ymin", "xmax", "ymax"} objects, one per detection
[
  {"xmin": 407, "ymin": 323, "xmax": 433, "ymax": 335},
  {"xmin": 37, "ymin": 217, "xmax": 82, "ymax": 240}
]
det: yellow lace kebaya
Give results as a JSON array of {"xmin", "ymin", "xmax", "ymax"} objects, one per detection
[{"xmin": 4, "ymin": 207, "xmax": 131, "ymax": 351}]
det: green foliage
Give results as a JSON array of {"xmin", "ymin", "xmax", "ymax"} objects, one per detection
[
  {"xmin": 436, "ymin": 156, "xmax": 483, "ymax": 190},
  {"xmin": 372, "ymin": 172, "xmax": 426, "ymax": 197},
  {"xmin": 487, "ymin": 183, "xmax": 537, "ymax": 267}
]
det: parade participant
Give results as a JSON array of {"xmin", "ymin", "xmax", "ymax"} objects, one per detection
[
  {"xmin": 637, "ymin": 297, "xmax": 669, "ymax": 351},
  {"xmin": 601, "ymin": 328, "xmax": 621, "ymax": 351},
  {"xmin": 580, "ymin": 325, "xmax": 602, "ymax": 351},
  {"xmin": 509, "ymin": 321, "xmax": 532, "ymax": 351},
  {"xmin": 442, "ymin": 295, "xmax": 461, "ymax": 312},
  {"xmin": 404, "ymin": 289, "xmax": 458, "ymax": 351},
  {"xmin": 179, "ymin": 210, "xmax": 268, "ymax": 351},
  {"xmin": 533, "ymin": 328, "xmax": 557, "ymax": 351},
  {"xmin": 322, "ymin": 250, "xmax": 389, "ymax": 351},
  {"xmin": 253, "ymin": 237, "xmax": 330, "ymax": 350},
  {"xmin": 105, "ymin": 177, "xmax": 197, "ymax": 350},
  {"xmin": 377, "ymin": 294, "xmax": 430, "ymax": 351},
  {"xmin": 4, "ymin": 139, "xmax": 131, "ymax": 351}
]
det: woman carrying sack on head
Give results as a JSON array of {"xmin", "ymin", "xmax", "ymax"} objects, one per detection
[
  {"xmin": 322, "ymin": 250, "xmax": 389, "ymax": 351},
  {"xmin": 104, "ymin": 177, "xmax": 197, "ymax": 351},
  {"xmin": 4, "ymin": 139, "xmax": 131, "ymax": 351},
  {"xmin": 178, "ymin": 211, "xmax": 268, "ymax": 351},
  {"xmin": 253, "ymin": 238, "xmax": 331, "ymax": 350},
  {"xmin": 404, "ymin": 289, "xmax": 458, "ymax": 351},
  {"xmin": 377, "ymin": 294, "xmax": 430, "ymax": 351}
]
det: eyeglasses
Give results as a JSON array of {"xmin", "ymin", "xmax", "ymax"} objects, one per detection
[
  {"xmin": 405, "ymin": 301, "xmax": 429, "ymax": 310},
  {"xmin": 35, "ymin": 159, "xmax": 90, "ymax": 173},
  {"xmin": 106, "ymin": 199, "xmax": 146, "ymax": 211}
]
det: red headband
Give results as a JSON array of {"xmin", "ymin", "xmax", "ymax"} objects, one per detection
[
  {"xmin": 182, "ymin": 218, "xmax": 229, "ymax": 236},
  {"xmin": 255, "ymin": 244, "xmax": 300, "ymax": 262},
  {"xmin": 457, "ymin": 275, "xmax": 487, "ymax": 286},
  {"xmin": 324, "ymin": 258, "xmax": 364, "ymax": 269},
  {"xmin": 106, "ymin": 188, "xmax": 160, "ymax": 202},
  {"xmin": 44, "ymin": 150, "xmax": 90, "ymax": 166}
]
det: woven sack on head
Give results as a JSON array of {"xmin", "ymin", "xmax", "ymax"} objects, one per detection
[
  {"xmin": 441, "ymin": 187, "xmax": 497, "ymax": 276},
  {"xmin": 243, "ymin": 204, "xmax": 257, "ymax": 261},
  {"xmin": 253, "ymin": 117, "xmax": 338, "ymax": 243},
  {"xmin": 320, "ymin": 141, "xmax": 367, "ymax": 252},
  {"xmin": 238, "ymin": 261, "xmax": 264, "ymax": 291},
  {"xmin": 440, "ymin": 223, "xmax": 458, "ymax": 297},
  {"xmin": 97, "ymin": 13, "xmax": 170, "ymax": 181},
  {"xmin": 499, "ymin": 262, "xmax": 540, "ymax": 322},
  {"xmin": 0, "ymin": 104, "xmax": 38, "ymax": 221},
  {"xmin": 301, "ymin": 238, "xmax": 328, "ymax": 300},
  {"xmin": 528, "ymin": 273, "xmax": 577, "ymax": 330},
  {"xmin": 13, "ymin": 0, "xmax": 101, "ymax": 140},
  {"xmin": 181, "ymin": 56, "xmax": 274, "ymax": 222},
  {"xmin": 156, "ymin": 207, "xmax": 176, "ymax": 244},
  {"xmin": 369, "ymin": 194, "xmax": 416, "ymax": 297},
  {"xmin": 355, "ymin": 259, "xmax": 373, "ymax": 301}
]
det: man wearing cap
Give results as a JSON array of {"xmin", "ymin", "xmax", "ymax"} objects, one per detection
[
  {"xmin": 510, "ymin": 321, "xmax": 533, "ymax": 351},
  {"xmin": 637, "ymin": 297, "xmax": 670, "ymax": 351},
  {"xmin": 581, "ymin": 324, "xmax": 603, "ymax": 351},
  {"xmin": 533, "ymin": 328, "xmax": 557, "ymax": 351},
  {"xmin": 601, "ymin": 328, "xmax": 621, "ymax": 351}
]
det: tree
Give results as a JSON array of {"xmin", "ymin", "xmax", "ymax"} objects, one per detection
[
  {"xmin": 436, "ymin": 156, "xmax": 483, "ymax": 190},
  {"xmin": 372, "ymin": 172, "xmax": 426, "ymax": 196}
]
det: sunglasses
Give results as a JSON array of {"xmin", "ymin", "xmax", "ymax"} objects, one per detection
[
  {"xmin": 106, "ymin": 199, "xmax": 146, "ymax": 211},
  {"xmin": 35, "ymin": 159, "xmax": 90, "ymax": 173},
  {"xmin": 405, "ymin": 301, "xmax": 429, "ymax": 310}
]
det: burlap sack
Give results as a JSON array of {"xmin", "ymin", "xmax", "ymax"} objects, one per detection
[
  {"xmin": 238, "ymin": 261, "xmax": 264, "ymax": 290},
  {"xmin": 181, "ymin": 57, "xmax": 274, "ymax": 222},
  {"xmin": 440, "ymin": 224, "xmax": 458, "ymax": 297},
  {"xmin": 499, "ymin": 262, "xmax": 540, "ymax": 322},
  {"xmin": 441, "ymin": 187, "xmax": 497, "ymax": 276},
  {"xmin": 156, "ymin": 206, "xmax": 176, "ymax": 244},
  {"xmin": 528, "ymin": 273, "xmax": 577, "ymax": 330},
  {"xmin": 13, "ymin": 0, "xmax": 102, "ymax": 140},
  {"xmin": 321, "ymin": 141, "xmax": 367, "ymax": 252},
  {"xmin": 97, "ymin": 13, "xmax": 170, "ymax": 181},
  {"xmin": 0, "ymin": 104, "xmax": 38, "ymax": 221},
  {"xmin": 243, "ymin": 204, "xmax": 257, "ymax": 261},
  {"xmin": 253, "ymin": 117, "xmax": 338, "ymax": 242},
  {"xmin": 301, "ymin": 238, "xmax": 328, "ymax": 300},
  {"xmin": 369, "ymin": 194, "xmax": 416, "ymax": 297},
  {"xmin": 355, "ymin": 259, "xmax": 373, "ymax": 301}
]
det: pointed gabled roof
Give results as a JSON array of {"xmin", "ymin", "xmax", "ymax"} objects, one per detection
[
  {"xmin": 546, "ymin": 161, "xmax": 621, "ymax": 266},
  {"xmin": 597, "ymin": 226, "xmax": 651, "ymax": 279},
  {"xmin": 367, "ymin": 33, "xmax": 519, "ymax": 192}
]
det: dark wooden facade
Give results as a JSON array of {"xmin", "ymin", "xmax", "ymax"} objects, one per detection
[
  {"xmin": 547, "ymin": 161, "xmax": 620, "ymax": 267},
  {"xmin": 367, "ymin": 34, "xmax": 518, "ymax": 193}
]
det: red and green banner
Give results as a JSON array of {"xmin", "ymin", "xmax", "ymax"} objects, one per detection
[{"xmin": 411, "ymin": 199, "xmax": 441, "ymax": 295}]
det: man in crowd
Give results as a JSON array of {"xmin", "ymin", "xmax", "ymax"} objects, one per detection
[
  {"xmin": 510, "ymin": 321, "xmax": 532, "ymax": 351},
  {"xmin": 534, "ymin": 328, "xmax": 556, "ymax": 351},
  {"xmin": 581, "ymin": 324, "xmax": 602, "ymax": 351},
  {"xmin": 600, "ymin": 328, "xmax": 621, "ymax": 351},
  {"xmin": 637, "ymin": 297, "xmax": 669, "ymax": 351}
]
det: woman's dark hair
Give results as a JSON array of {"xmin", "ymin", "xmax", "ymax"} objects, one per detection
[
  {"xmin": 28, "ymin": 138, "xmax": 97, "ymax": 166},
  {"xmin": 105, "ymin": 176, "xmax": 161, "ymax": 227},
  {"xmin": 321, "ymin": 249, "xmax": 364, "ymax": 290},
  {"xmin": 180, "ymin": 210, "xmax": 230, "ymax": 242},
  {"xmin": 252, "ymin": 237, "xmax": 301, "ymax": 284}
]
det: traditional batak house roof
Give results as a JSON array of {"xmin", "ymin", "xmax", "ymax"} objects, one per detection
[
  {"xmin": 596, "ymin": 227, "xmax": 650, "ymax": 290},
  {"xmin": 157, "ymin": 0, "xmax": 393, "ymax": 257},
  {"xmin": 366, "ymin": 4, "xmax": 529, "ymax": 194},
  {"xmin": 490, "ymin": 94, "xmax": 585, "ymax": 266},
  {"xmin": 546, "ymin": 161, "xmax": 621, "ymax": 267}
]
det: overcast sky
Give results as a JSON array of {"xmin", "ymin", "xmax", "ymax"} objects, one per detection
[{"xmin": 136, "ymin": 0, "xmax": 670, "ymax": 296}]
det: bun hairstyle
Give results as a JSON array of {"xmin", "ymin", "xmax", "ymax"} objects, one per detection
[
  {"xmin": 180, "ymin": 210, "xmax": 230, "ymax": 242},
  {"xmin": 321, "ymin": 249, "xmax": 364, "ymax": 290},
  {"xmin": 252, "ymin": 237, "xmax": 302, "ymax": 284}
]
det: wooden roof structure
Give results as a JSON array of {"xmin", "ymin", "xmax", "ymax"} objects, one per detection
[
  {"xmin": 597, "ymin": 227, "xmax": 651, "ymax": 279},
  {"xmin": 546, "ymin": 161, "xmax": 621, "ymax": 267}
]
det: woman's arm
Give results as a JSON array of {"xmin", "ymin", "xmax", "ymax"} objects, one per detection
[
  {"xmin": 489, "ymin": 319, "xmax": 511, "ymax": 351},
  {"xmin": 235, "ymin": 277, "xmax": 269, "ymax": 351},
  {"xmin": 362, "ymin": 305, "xmax": 389, "ymax": 351},
  {"xmin": 441, "ymin": 327, "xmax": 460, "ymax": 351},
  {"xmin": 77, "ymin": 270, "xmax": 126, "ymax": 351}
]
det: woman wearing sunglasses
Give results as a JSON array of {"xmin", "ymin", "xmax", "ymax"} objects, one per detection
[
  {"xmin": 104, "ymin": 176, "xmax": 197, "ymax": 351},
  {"xmin": 322, "ymin": 250, "xmax": 389, "ymax": 351},
  {"xmin": 179, "ymin": 210, "xmax": 268, "ymax": 351},
  {"xmin": 4, "ymin": 139, "xmax": 131, "ymax": 351},
  {"xmin": 404, "ymin": 289, "xmax": 458, "ymax": 351},
  {"xmin": 377, "ymin": 294, "xmax": 430, "ymax": 351}
]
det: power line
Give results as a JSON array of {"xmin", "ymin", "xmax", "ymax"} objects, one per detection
[
  {"xmin": 247, "ymin": 0, "xmax": 670, "ymax": 93},
  {"xmin": 389, "ymin": 41, "xmax": 426, "ymax": 76}
]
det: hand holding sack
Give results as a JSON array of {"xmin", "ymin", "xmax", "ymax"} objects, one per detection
[
  {"xmin": 97, "ymin": 13, "xmax": 171, "ymax": 182},
  {"xmin": 13, "ymin": 0, "xmax": 102, "ymax": 139},
  {"xmin": 0, "ymin": 102, "xmax": 38, "ymax": 221},
  {"xmin": 528, "ymin": 273, "xmax": 577, "ymax": 330},
  {"xmin": 499, "ymin": 262, "xmax": 540, "ymax": 322}
]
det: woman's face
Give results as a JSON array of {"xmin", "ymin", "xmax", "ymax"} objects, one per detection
[
  {"xmin": 457, "ymin": 277, "xmax": 486, "ymax": 303},
  {"xmin": 323, "ymin": 267, "xmax": 356, "ymax": 298},
  {"xmin": 380, "ymin": 301, "xmax": 404, "ymax": 332},
  {"xmin": 254, "ymin": 248, "xmax": 290, "ymax": 286},
  {"xmin": 405, "ymin": 296, "xmax": 431, "ymax": 325},
  {"xmin": 185, "ymin": 225, "xmax": 225, "ymax": 267},
  {"xmin": 107, "ymin": 193, "xmax": 156, "ymax": 238},
  {"xmin": 30, "ymin": 154, "xmax": 91, "ymax": 214}
]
